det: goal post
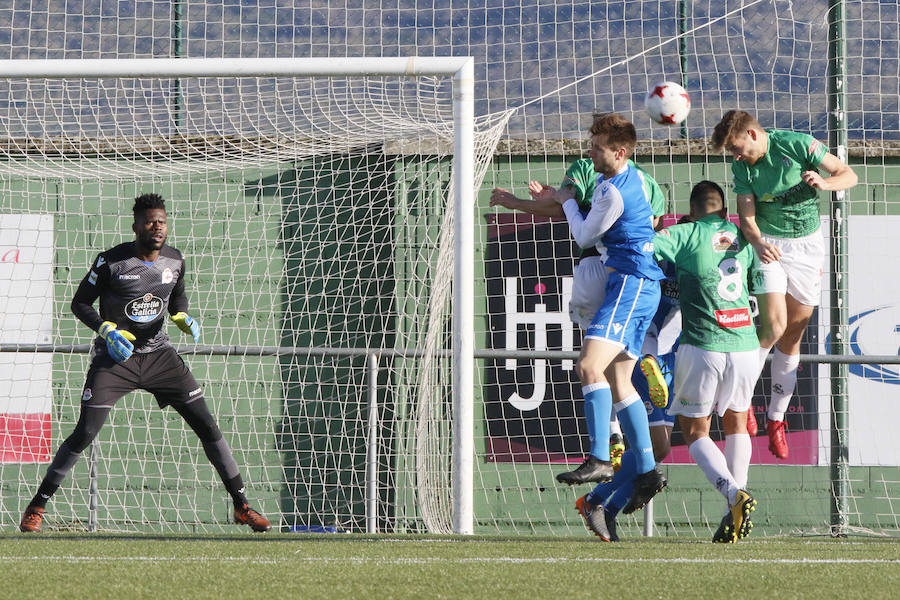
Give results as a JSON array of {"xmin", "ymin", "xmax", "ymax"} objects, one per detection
[{"xmin": 0, "ymin": 57, "xmax": 479, "ymax": 534}]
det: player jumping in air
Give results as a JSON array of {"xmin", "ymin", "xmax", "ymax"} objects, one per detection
[
  {"xmin": 491, "ymin": 155, "xmax": 675, "ymax": 541},
  {"xmin": 576, "ymin": 251, "xmax": 682, "ymax": 541},
  {"xmin": 711, "ymin": 110, "xmax": 857, "ymax": 460},
  {"xmin": 19, "ymin": 193, "xmax": 271, "ymax": 533},
  {"xmin": 549, "ymin": 113, "xmax": 666, "ymax": 511},
  {"xmin": 490, "ymin": 155, "xmax": 669, "ymax": 470}
]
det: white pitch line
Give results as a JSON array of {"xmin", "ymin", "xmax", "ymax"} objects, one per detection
[
  {"xmin": 2, "ymin": 556, "xmax": 898, "ymax": 565},
  {"xmin": 0, "ymin": 556, "xmax": 282, "ymax": 564}
]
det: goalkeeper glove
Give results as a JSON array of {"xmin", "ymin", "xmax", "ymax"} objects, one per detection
[
  {"xmin": 171, "ymin": 312, "xmax": 200, "ymax": 343},
  {"xmin": 97, "ymin": 321, "xmax": 136, "ymax": 363}
]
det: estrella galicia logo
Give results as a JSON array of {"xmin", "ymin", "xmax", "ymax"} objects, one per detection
[
  {"xmin": 125, "ymin": 293, "xmax": 164, "ymax": 323},
  {"xmin": 843, "ymin": 305, "xmax": 900, "ymax": 385}
]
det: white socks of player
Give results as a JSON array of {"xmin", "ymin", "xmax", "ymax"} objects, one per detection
[
  {"xmin": 609, "ymin": 418, "xmax": 622, "ymax": 437},
  {"xmin": 757, "ymin": 345, "xmax": 772, "ymax": 379},
  {"xmin": 768, "ymin": 348, "xmax": 800, "ymax": 422},
  {"xmin": 724, "ymin": 433, "xmax": 751, "ymax": 490},
  {"xmin": 689, "ymin": 437, "xmax": 740, "ymax": 506}
]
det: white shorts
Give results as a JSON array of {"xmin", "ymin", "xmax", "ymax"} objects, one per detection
[
  {"xmin": 568, "ymin": 255, "xmax": 608, "ymax": 330},
  {"xmin": 753, "ymin": 228, "xmax": 825, "ymax": 306},
  {"xmin": 667, "ymin": 344, "xmax": 758, "ymax": 419}
]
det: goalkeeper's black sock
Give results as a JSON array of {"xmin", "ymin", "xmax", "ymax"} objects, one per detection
[
  {"xmin": 29, "ymin": 481, "xmax": 60, "ymax": 509},
  {"xmin": 225, "ymin": 475, "xmax": 249, "ymax": 509}
]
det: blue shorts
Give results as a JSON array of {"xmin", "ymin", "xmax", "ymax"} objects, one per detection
[
  {"xmin": 585, "ymin": 270, "xmax": 662, "ymax": 358},
  {"xmin": 632, "ymin": 350, "xmax": 676, "ymax": 426}
]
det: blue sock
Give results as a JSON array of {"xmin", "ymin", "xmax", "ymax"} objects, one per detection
[
  {"xmin": 583, "ymin": 384, "xmax": 612, "ymax": 460},
  {"xmin": 587, "ymin": 450, "xmax": 638, "ymax": 506},
  {"xmin": 606, "ymin": 485, "xmax": 630, "ymax": 516},
  {"xmin": 587, "ymin": 481, "xmax": 614, "ymax": 506},
  {"xmin": 616, "ymin": 393, "xmax": 656, "ymax": 473}
]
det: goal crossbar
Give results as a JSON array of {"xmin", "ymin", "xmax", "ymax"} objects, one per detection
[{"xmin": 0, "ymin": 57, "xmax": 473, "ymax": 79}]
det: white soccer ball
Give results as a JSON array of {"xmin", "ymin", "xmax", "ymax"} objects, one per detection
[{"xmin": 645, "ymin": 81, "xmax": 691, "ymax": 125}]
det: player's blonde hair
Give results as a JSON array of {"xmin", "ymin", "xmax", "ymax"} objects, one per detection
[
  {"xmin": 589, "ymin": 113, "xmax": 636, "ymax": 156},
  {"xmin": 711, "ymin": 110, "xmax": 763, "ymax": 151}
]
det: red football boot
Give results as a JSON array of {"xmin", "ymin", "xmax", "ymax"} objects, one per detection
[{"xmin": 766, "ymin": 419, "xmax": 789, "ymax": 460}]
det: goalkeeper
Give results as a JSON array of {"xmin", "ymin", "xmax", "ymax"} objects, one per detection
[{"xmin": 19, "ymin": 193, "xmax": 271, "ymax": 533}]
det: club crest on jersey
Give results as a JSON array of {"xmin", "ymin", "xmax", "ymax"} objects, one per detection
[
  {"xmin": 782, "ymin": 156, "xmax": 793, "ymax": 168},
  {"xmin": 162, "ymin": 268, "xmax": 174, "ymax": 284},
  {"xmin": 125, "ymin": 292, "xmax": 164, "ymax": 323},
  {"xmin": 712, "ymin": 230, "xmax": 739, "ymax": 252},
  {"xmin": 81, "ymin": 388, "xmax": 92, "ymax": 402}
]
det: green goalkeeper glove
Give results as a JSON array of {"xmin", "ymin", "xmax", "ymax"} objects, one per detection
[
  {"xmin": 171, "ymin": 312, "xmax": 200, "ymax": 343},
  {"xmin": 97, "ymin": 321, "xmax": 136, "ymax": 363}
]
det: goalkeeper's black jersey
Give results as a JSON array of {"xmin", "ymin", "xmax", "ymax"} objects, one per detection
[{"xmin": 71, "ymin": 242, "xmax": 189, "ymax": 356}]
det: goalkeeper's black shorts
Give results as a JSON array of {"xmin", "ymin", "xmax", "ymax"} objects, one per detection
[{"xmin": 80, "ymin": 346, "xmax": 205, "ymax": 409}]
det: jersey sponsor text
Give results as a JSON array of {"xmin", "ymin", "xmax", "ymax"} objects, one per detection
[
  {"xmin": 125, "ymin": 293, "xmax": 164, "ymax": 323},
  {"xmin": 714, "ymin": 307, "xmax": 752, "ymax": 328}
]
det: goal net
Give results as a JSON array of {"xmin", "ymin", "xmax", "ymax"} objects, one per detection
[
  {"xmin": 477, "ymin": 0, "xmax": 900, "ymax": 539},
  {"xmin": 1, "ymin": 1, "xmax": 899, "ymax": 539},
  {"xmin": 0, "ymin": 57, "xmax": 506, "ymax": 533}
]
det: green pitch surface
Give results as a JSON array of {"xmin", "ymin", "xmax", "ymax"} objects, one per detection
[{"xmin": 2, "ymin": 534, "xmax": 898, "ymax": 600}]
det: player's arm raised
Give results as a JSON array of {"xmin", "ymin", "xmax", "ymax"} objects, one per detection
[
  {"xmin": 559, "ymin": 185, "xmax": 623, "ymax": 249},
  {"xmin": 801, "ymin": 152, "xmax": 858, "ymax": 192},
  {"xmin": 489, "ymin": 184, "xmax": 571, "ymax": 218}
]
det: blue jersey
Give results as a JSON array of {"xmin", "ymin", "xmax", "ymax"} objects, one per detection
[
  {"xmin": 562, "ymin": 162, "xmax": 664, "ymax": 281},
  {"xmin": 599, "ymin": 165, "xmax": 665, "ymax": 279}
]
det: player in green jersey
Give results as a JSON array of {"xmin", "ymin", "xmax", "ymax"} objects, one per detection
[
  {"xmin": 491, "ymin": 157, "xmax": 666, "ymax": 341},
  {"xmin": 711, "ymin": 110, "xmax": 858, "ymax": 460},
  {"xmin": 653, "ymin": 180, "xmax": 759, "ymax": 543},
  {"xmin": 490, "ymin": 157, "xmax": 665, "ymax": 228}
]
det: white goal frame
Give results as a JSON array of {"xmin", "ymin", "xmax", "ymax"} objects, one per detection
[{"xmin": 0, "ymin": 57, "xmax": 476, "ymax": 535}]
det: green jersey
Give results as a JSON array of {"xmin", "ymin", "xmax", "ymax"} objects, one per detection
[
  {"xmin": 561, "ymin": 158, "xmax": 665, "ymax": 215},
  {"xmin": 653, "ymin": 215, "xmax": 759, "ymax": 352},
  {"xmin": 561, "ymin": 158, "xmax": 665, "ymax": 256},
  {"xmin": 732, "ymin": 129, "xmax": 827, "ymax": 238}
]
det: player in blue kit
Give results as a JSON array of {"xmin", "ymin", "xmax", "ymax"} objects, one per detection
[
  {"xmin": 552, "ymin": 113, "xmax": 667, "ymax": 512},
  {"xmin": 577, "ymin": 202, "xmax": 746, "ymax": 540},
  {"xmin": 575, "ymin": 241, "xmax": 682, "ymax": 540},
  {"xmin": 490, "ymin": 155, "xmax": 669, "ymax": 469}
]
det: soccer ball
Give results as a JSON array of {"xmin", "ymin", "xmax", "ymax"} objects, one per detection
[{"xmin": 645, "ymin": 81, "xmax": 691, "ymax": 125}]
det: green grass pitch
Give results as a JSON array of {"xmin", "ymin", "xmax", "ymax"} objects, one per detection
[{"xmin": 2, "ymin": 533, "xmax": 899, "ymax": 599}]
